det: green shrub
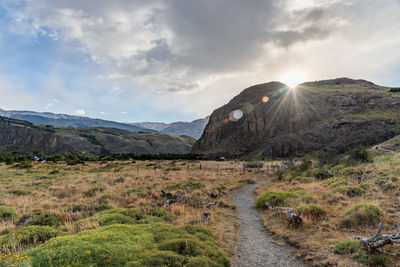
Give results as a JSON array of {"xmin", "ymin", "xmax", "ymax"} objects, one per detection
[
  {"xmin": 297, "ymin": 204, "xmax": 326, "ymax": 220},
  {"xmin": 12, "ymin": 162, "xmax": 33, "ymax": 169},
  {"xmin": 375, "ymin": 175, "xmax": 390, "ymax": 188},
  {"xmin": 276, "ymin": 172, "xmax": 295, "ymax": 182},
  {"xmin": 256, "ymin": 191, "xmax": 298, "ymax": 208},
  {"xmin": 65, "ymin": 204, "xmax": 89, "ymax": 213},
  {"xmin": 0, "ymin": 226, "xmax": 63, "ymax": 253},
  {"xmin": 17, "ymin": 212, "xmax": 59, "ymax": 227},
  {"xmin": 83, "ymin": 186, "xmax": 104, "ymax": 197},
  {"xmin": 359, "ymin": 182, "xmax": 371, "ymax": 191},
  {"xmin": 25, "ymin": 224, "xmax": 230, "ymax": 267},
  {"xmin": 0, "ymin": 206, "xmax": 16, "ymax": 220},
  {"xmin": 330, "ymin": 164, "xmax": 349, "ymax": 174},
  {"xmin": 74, "ymin": 207, "xmax": 171, "ymax": 232},
  {"xmin": 167, "ymin": 181, "xmax": 205, "ymax": 190},
  {"xmin": 333, "ymin": 240, "xmax": 362, "ymax": 255},
  {"xmin": 333, "ymin": 240, "xmax": 389, "ymax": 266},
  {"xmin": 350, "ymin": 145, "xmax": 371, "ymax": 163},
  {"xmin": 330, "ymin": 186, "xmax": 364, "ymax": 197},
  {"xmin": 341, "ymin": 204, "xmax": 383, "ymax": 227},
  {"xmin": 293, "ymin": 190, "xmax": 317, "ymax": 204},
  {"xmin": 6, "ymin": 189, "xmax": 29, "ymax": 196},
  {"xmin": 0, "ymin": 253, "xmax": 31, "ymax": 267},
  {"xmin": 312, "ymin": 168, "xmax": 334, "ymax": 179}
]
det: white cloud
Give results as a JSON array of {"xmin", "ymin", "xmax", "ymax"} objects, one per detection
[
  {"xmin": 75, "ymin": 109, "xmax": 85, "ymax": 115},
  {"xmin": 1, "ymin": 0, "xmax": 400, "ymax": 120}
]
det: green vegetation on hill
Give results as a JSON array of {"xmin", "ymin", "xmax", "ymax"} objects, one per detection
[{"xmin": 25, "ymin": 224, "xmax": 230, "ymax": 266}]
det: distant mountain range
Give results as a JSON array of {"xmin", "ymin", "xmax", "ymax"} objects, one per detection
[
  {"xmin": 0, "ymin": 116, "xmax": 195, "ymax": 155},
  {"xmin": 131, "ymin": 118, "xmax": 209, "ymax": 139},
  {"xmin": 0, "ymin": 109, "xmax": 209, "ymax": 138}
]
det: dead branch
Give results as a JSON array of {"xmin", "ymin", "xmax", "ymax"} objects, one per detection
[
  {"xmin": 354, "ymin": 222, "xmax": 400, "ymax": 256},
  {"xmin": 265, "ymin": 203, "xmax": 302, "ymax": 225}
]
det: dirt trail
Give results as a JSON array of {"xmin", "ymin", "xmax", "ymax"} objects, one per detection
[{"xmin": 232, "ymin": 179, "xmax": 307, "ymax": 267}]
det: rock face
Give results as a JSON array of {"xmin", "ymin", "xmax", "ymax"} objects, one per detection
[
  {"xmin": 0, "ymin": 117, "xmax": 195, "ymax": 154},
  {"xmin": 192, "ymin": 78, "xmax": 400, "ymax": 158}
]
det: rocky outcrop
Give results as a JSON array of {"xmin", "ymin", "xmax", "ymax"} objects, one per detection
[
  {"xmin": 0, "ymin": 116, "xmax": 195, "ymax": 154},
  {"xmin": 192, "ymin": 78, "xmax": 400, "ymax": 158}
]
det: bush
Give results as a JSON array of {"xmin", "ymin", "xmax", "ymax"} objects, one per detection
[
  {"xmin": 0, "ymin": 253, "xmax": 31, "ymax": 267},
  {"xmin": 329, "ymin": 186, "xmax": 364, "ymax": 197},
  {"xmin": 297, "ymin": 204, "xmax": 326, "ymax": 220},
  {"xmin": 256, "ymin": 191, "xmax": 298, "ymax": 208},
  {"xmin": 12, "ymin": 162, "xmax": 33, "ymax": 169},
  {"xmin": 167, "ymin": 181, "xmax": 205, "ymax": 190},
  {"xmin": 341, "ymin": 204, "xmax": 383, "ymax": 227},
  {"xmin": 0, "ymin": 206, "xmax": 16, "ymax": 221},
  {"xmin": 74, "ymin": 207, "xmax": 171, "ymax": 232},
  {"xmin": 350, "ymin": 145, "xmax": 371, "ymax": 163},
  {"xmin": 25, "ymin": 224, "xmax": 230, "ymax": 266},
  {"xmin": 6, "ymin": 189, "xmax": 29, "ymax": 196},
  {"xmin": 0, "ymin": 226, "xmax": 63, "ymax": 253},
  {"xmin": 83, "ymin": 186, "xmax": 104, "ymax": 197},
  {"xmin": 333, "ymin": 240, "xmax": 389, "ymax": 266},
  {"xmin": 65, "ymin": 204, "xmax": 89, "ymax": 213},
  {"xmin": 17, "ymin": 212, "xmax": 59, "ymax": 227},
  {"xmin": 333, "ymin": 240, "xmax": 362, "ymax": 255},
  {"xmin": 312, "ymin": 168, "xmax": 334, "ymax": 179}
]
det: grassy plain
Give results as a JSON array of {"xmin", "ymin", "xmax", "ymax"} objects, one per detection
[{"xmin": 0, "ymin": 159, "xmax": 268, "ymax": 264}]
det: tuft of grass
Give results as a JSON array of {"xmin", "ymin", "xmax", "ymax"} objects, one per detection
[
  {"xmin": 341, "ymin": 204, "xmax": 383, "ymax": 227},
  {"xmin": 74, "ymin": 207, "xmax": 171, "ymax": 232},
  {"xmin": 328, "ymin": 186, "xmax": 364, "ymax": 198},
  {"xmin": 6, "ymin": 189, "xmax": 29, "ymax": 196},
  {"xmin": 0, "ymin": 226, "xmax": 63, "ymax": 253},
  {"xmin": 17, "ymin": 212, "xmax": 59, "ymax": 227},
  {"xmin": 0, "ymin": 206, "xmax": 16, "ymax": 221},
  {"xmin": 167, "ymin": 181, "xmax": 205, "ymax": 190},
  {"xmin": 333, "ymin": 240, "xmax": 390, "ymax": 266},
  {"xmin": 297, "ymin": 204, "xmax": 326, "ymax": 220},
  {"xmin": 25, "ymin": 224, "xmax": 230, "ymax": 267},
  {"xmin": 83, "ymin": 186, "xmax": 104, "ymax": 197},
  {"xmin": 256, "ymin": 191, "xmax": 299, "ymax": 208}
]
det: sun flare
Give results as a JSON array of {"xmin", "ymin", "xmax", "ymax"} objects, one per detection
[{"xmin": 280, "ymin": 71, "xmax": 308, "ymax": 88}]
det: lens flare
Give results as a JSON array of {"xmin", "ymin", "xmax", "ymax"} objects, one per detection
[
  {"xmin": 262, "ymin": 96, "xmax": 269, "ymax": 103},
  {"xmin": 229, "ymin": 109, "xmax": 243, "ymax": 121}
]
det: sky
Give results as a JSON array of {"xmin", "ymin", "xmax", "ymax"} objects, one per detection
[{"xmin": 0, "ymin": 0, "xmax": 399, "ymax": 123}]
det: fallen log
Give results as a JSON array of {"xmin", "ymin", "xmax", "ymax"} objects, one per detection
[
  {"xmin": 354, "ymin": 222, "xmax": 400, "ymax": 256},
  {"xmin": 265, "ymin": 202, "xmax": 302, "ymax": 225}
]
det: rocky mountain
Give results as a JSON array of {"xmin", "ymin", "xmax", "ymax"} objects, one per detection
[
  {"xmin": 132, "ymin": 117, "xmax": 209, "ymax": 139},
  {"xmin": 0, "ymin": 109, "xmax": 154, "ymax": 133},
  {"xmin": 0, "ymin": 116, "xmax": 195, "ymax": 155},
  {"xmin": 192, "ymin": 78, "xmax": 400, "ymax": 158}
]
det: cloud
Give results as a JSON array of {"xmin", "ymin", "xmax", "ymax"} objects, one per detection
[
  {"xmin": 1, "ymin": 0, "xmax": 341, "ymax": 93},
  {"xmin": 1, "ymin": 0, "xmax": 400, "ymax": 121},
  {"xmin": 75, "ymin": 109, "xmax": 85, "ymax": 115}
]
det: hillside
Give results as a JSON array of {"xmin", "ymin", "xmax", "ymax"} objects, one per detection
[
  {"xmin": 192, "ymin": 78, "xmax": 400, "ymax": 158},
  {"xmin": 0, "ymin": 109, "xmax": 155, "ymax": 133},
  {"xmin": 0, "ymin": 116, "xmax": 195, "ymax": 155},
  {"xmin": 132, "ymin": 117, "xmax": 209, "ymax": 139}
]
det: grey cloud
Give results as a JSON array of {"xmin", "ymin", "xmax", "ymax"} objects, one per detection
[{"xmin": 1, "ymin": 0, "xmax": 363, "ymax": 92}]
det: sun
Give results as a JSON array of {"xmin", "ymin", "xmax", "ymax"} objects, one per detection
[{"xmin": 280, "ymin": 71, "xmax": 308, "ymax": 88}]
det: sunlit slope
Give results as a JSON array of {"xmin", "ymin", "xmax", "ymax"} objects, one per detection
[{"xmin": 193, "ymin": 78, "xmax": 400, "ymax": 158}]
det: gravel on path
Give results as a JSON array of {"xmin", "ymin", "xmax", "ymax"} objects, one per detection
[{"xmin": 232, "ymin": 179, "xmax": 308, "ymax": 267}]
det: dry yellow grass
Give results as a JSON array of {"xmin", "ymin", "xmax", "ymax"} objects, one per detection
[
  {"xmin": 255, "ymin": 154, "xmax": 400, "ymax": 266},
  {"xmin": 0, "ymin": 159, "xmax": 268, "ymax": 258}
]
